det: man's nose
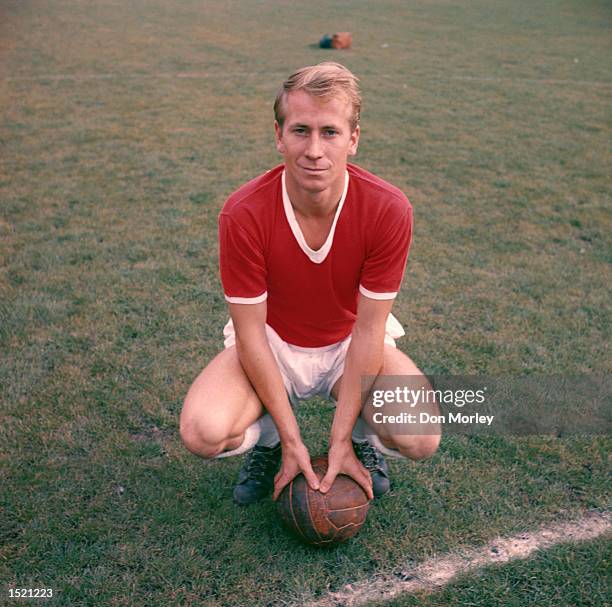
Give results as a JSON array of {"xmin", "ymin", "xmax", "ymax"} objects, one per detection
[{"xmin": 305, "ymin": 134, "xmax": 323, "ymax": 159}]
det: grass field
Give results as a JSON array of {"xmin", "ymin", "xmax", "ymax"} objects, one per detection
[{"xmin": 1, "ymin": 0, "xmax": 610, "ymax": 605}]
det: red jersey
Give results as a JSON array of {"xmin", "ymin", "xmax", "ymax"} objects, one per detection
[{"xmin": 219, "ymin": 163, "xmax": 412, "ymax": 347}]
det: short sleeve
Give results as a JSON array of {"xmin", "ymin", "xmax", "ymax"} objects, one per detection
[
  {"xmin": 218, "ymin": 213, "xmax": 267, "ymax": 304},
  {"xmin": 359, "ymin": 198, "xmax": 412, "ymax": 300}
]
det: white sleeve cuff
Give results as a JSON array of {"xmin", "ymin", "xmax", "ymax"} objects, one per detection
[
  {"xmin": 359, "ymin": 284, "xmax": 397, "ymax": 300},
  {"xmin": 224, "ymin": 291, "xmax": 267, "ymax": 304}
]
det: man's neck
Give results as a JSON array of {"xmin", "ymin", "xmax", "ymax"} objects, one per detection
[{"xmin": 285, "ymin": 171, "xmax": 346, "ymax": 219}]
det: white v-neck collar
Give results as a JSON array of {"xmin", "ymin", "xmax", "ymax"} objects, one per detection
[{"xmin": 282, "ymin": 170, "xmax": 349, "ymax": 264}]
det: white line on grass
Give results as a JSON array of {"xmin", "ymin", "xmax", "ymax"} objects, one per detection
[
  {"xmin": 299, "ymin": 510, "xmax": 611, "ymax": 607},
  {"xmin": 450, "ymin": 75, "xmax": 612, "ymax": 88},
  {"xmin": 2, "ymin": 72, "xmax": 612, "ymax": 89},
  {"xmin": 1, "ymin": 71, "xmax": 230, "ymax": 82}
]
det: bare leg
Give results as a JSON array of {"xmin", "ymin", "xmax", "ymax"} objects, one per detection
[
  {"xmin": 331, "ymin": 345, "xmax": 441, "ymax": 460},
  {"xmin": 179, "ymin": 346, "xmax": 265, "ymax": 458}
]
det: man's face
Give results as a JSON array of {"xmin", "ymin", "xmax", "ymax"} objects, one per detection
[{"xmin": 274, "ymin": 90, "xmax": 359, "ymax": 197}]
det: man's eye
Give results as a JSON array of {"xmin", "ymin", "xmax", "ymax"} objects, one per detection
[
  {"xmin": 293, "ymin": 128, "xmax": 307, "ymax": 135},
  {"xmin": 324, "ymin": 130, "xmax": 337, "ymax": 137}
]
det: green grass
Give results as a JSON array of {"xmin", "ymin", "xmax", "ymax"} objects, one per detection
[
  {"xmin": 1, "ymin": 0, "xmax": 611, "ymax": 605},
  {"xmin": 386, "ymin": 534, "xmax": 611, "ymax": 607}
]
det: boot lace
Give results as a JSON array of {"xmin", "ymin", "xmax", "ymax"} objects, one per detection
[
  {"xmin": 244, "ymin": 446, "xmax": 280, "ymax": 481},
  {"xmin": 353, "ymin": 441, "xmax": 382, "ymax": 472}
]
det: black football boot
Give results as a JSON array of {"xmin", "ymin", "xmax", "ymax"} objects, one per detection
[
  {"xmin": 233, "ymin": 443, "xmax": 282, "ymax": 505},
  {"xmin": 352, "ymin": 439, "xmax": 390, "ymax": 498}
]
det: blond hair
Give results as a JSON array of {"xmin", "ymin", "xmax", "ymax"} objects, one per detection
[{"xmin": 274, "ymin": 62, "xmax": 361, "ymax": 132}]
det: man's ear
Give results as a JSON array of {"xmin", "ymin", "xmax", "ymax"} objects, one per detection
[
  {"xmin": 274, "ymin": 121, "xmax": 285, "ymax": 154},
  {"xmin": 348, "ymin": 124, "xmax": 360, "ymax": 156}
]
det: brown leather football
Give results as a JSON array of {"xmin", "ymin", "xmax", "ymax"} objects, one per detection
[{"xmin": 277, "ymin": 455, "xmax": 370, "ymax": 547}]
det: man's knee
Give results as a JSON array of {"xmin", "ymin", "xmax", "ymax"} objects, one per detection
[
  {"xmin": 396, "ymin": 432, "xmax": 441, "ymax": 461},
  {"xmin": 179, "ymin": 410, "xmax": 234, "ymax": 459}
]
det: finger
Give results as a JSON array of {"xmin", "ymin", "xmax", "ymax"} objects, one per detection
[
  {"xmin": 319, "ymin": 469, "xmax": 338, "ymax": 494},
  {"xmin": 272, "ymin": 474, "xmax": 291, "ymax": 502},
  {"xmin": 354, "ymin": 464, "xmax": 374, "ymax": 499},
  {"xmin": 302, "ymin": 464, "xmax": 320, "ymax": 492},
  {"xmin": 355, "ymin": 472, "xmax": 374, "ymax": 500},
  {"xmin": 345, "ymin": 465, "xmax": 373, "ymax": 499}
]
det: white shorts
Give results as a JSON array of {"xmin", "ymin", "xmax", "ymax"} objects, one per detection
[{"xmin": 223, "ymin": 314, "xmax": 405, "ymax": 406}]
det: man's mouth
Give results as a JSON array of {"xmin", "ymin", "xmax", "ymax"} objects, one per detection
[{"xmin": 301, "ymin": 166, "xmax": 328, "ymax": 173}]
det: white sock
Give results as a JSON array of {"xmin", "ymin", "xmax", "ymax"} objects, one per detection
[
  {"xmin": 352, "ymin": 416, "xmax": 406, "ymax": 459},
  {"xmin": 255, "ymin": 413, "xmax": 280, "ymax": 448},
  {"xmin": 214, "ymin": 421, "xmax": 261, "ymax": 459},
  {"xmin": 365, "ymin": 431, "xmax": 406, "ymax": 459}
]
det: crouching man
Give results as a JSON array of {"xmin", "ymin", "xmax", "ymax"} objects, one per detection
[{"xmin": 180, "ymin": 62, "xmax": 441, "ymax": 505}]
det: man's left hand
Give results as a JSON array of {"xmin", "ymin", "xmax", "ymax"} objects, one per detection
[{"xmin": 319, "ymin": 441, "xmax": 374, "ymax": 500}]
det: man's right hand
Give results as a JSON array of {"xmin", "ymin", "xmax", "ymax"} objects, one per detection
[
  {"xmin": 229, "ymin": 301, "xmax": 314, "ymax": 501},
  {"xmin": 272, "ymin": 440, "xmax": 320, "ymax": 501}
]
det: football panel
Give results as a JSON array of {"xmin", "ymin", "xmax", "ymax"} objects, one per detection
[{"xmin": 289, "ymin": 476, "xmax": 325, "ymax": 544}]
